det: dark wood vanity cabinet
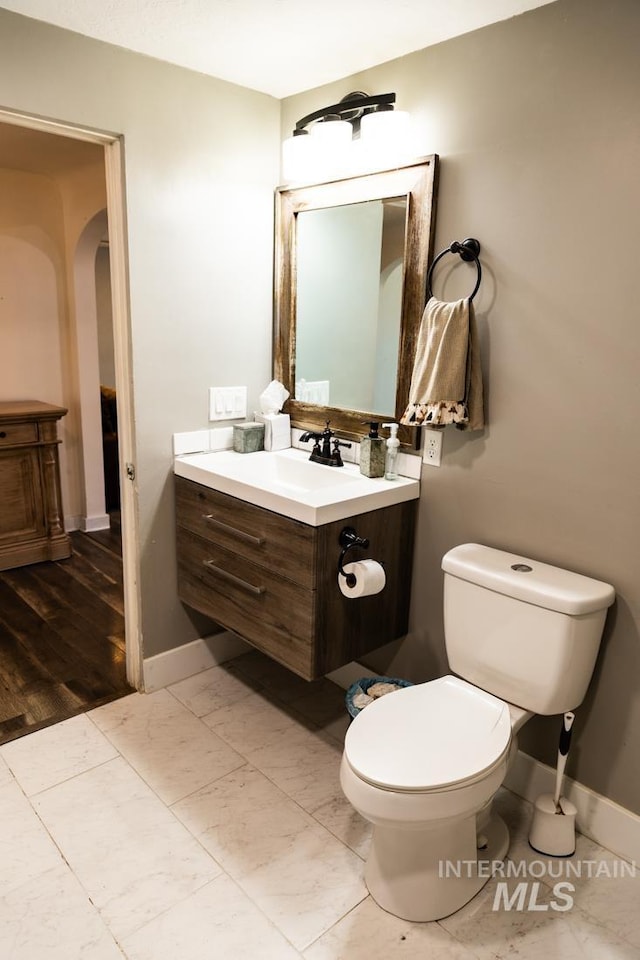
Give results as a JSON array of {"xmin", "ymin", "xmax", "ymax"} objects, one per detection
[
  {"xmin": 175, "ymin": 475, "xmax": 416, "ymax": 680},
  {"xmin": 0, "ymin": 401, "xmax": 71, "ymax": 571}
]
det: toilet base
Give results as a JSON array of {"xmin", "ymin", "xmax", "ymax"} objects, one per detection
[{"xmin": 365, "ymin": 811, "xmax": 509, "ymax": 922}]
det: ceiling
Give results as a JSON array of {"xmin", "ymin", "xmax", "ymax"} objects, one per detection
[{"xmin": 1, "ymin": 0, "xmax": 556, "ymax": 99}]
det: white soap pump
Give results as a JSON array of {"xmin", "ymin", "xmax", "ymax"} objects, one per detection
[{"xmin": 382, "ymin": 423, "xmax": 400, "ymax": 480}]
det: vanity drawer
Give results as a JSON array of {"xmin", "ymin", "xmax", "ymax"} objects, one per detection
[
  {"xmin": 0, "ymin": 421, "xmax": 38, "ymax": 446},
  {"xmin": 175, "ymin": 475, "xmax": 316, "ymax": 588},
  {"xmin": 176, "ymin": 526, "xmax": 315, "ymax": 678}
]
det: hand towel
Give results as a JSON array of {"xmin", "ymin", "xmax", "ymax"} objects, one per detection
[{"xmin": 400, "ymin": 296, "xmax": 484, "ymax": 430}]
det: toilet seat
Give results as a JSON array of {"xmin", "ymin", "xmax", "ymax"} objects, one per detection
[{"xmin": 344, "ymin": 675, "xmax": 512, "ymax": 793}]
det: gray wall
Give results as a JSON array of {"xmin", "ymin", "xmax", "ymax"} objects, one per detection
[
  {"xmin": 283, "ymin": 0, "xmax": 640, "ymax": 815},
  {"xmin": 0, "ymin": 8, "xmax": 280, "ymax": 658}
]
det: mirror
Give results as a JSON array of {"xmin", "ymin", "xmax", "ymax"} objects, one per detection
[
  {"xmin": 274, "ymin": 156, "xmax": 438, "ymax": 443},
  {"xmin": 295, "ymin": 197, "xmax": 407, "ymax": 414}
]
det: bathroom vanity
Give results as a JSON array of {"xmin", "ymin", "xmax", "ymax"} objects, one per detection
[{"xmin": 174, "ymin": 449, "xmax": 418, "ymax": 679}]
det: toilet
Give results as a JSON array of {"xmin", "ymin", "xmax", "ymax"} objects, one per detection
[{"xmin": 340, "ymin": 542, "xmax": 615, "ymax": 922}]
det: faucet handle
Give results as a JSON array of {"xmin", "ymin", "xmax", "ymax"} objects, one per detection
[{"xmin": 331, "ymin": 438, "xmax": 352, "ymax": 466}]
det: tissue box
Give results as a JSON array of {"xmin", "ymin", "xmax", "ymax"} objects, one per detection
[
  {"xmin": 233, "ymin": 422, "xmax": 265, "ymax": 454},
  {"xmin": 255, "ymin": 413, "xmax": 291, "ymax": 451}
]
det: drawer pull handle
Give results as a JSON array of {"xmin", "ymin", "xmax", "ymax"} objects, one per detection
[
  {"xmin": 202, "ymin": 515, "xmax": 265, "ymax": 547},
  {"xmin": 0, "ymin": 432, "xmax": 6, "ymax": 438},
  {"xmin": 203, "ymin": 560, "xmax": 265, "ymax": 596}
]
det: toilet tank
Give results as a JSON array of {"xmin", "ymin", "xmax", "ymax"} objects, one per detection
[{"xmin": 441, "ymin": 544, "xmax": 615, "ymax": 715}]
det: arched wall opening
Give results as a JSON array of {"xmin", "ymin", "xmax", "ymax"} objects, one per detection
[{"xmin": 72, "ymin": 208, "xmax": 112, "ymax": 530}]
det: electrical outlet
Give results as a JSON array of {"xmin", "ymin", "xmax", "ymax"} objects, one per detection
[{"xmin": 422, "ymin": 430, "xmax": 443, "ymax": 467}]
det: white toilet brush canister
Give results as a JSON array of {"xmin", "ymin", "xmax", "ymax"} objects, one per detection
[{"xmin": 529, "ymin": 712, "xmax": 578, "ymax": 856}]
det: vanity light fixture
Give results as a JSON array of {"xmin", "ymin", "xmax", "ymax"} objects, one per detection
[{"xmin": 282, "ymin": 91, "xmax": 413, "ymax": 183}]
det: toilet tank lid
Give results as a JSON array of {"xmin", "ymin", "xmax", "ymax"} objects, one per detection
[{"xmin": 442, "ymin": 544, "xmax": 615, "ymax": 615}]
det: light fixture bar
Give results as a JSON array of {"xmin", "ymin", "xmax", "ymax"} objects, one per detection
[{"xmin": 293, "ymin": 92, "xmax": 396, "ymax": 134}]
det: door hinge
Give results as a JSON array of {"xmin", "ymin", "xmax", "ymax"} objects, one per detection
[{"xmin": 125, "ymin": 462, "xmax": 135, "ymax": 481}]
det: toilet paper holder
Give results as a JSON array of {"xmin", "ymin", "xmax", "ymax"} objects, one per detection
[{"xmin": 338, "ymin": 527, "xmax": 370, "ymax": 588}]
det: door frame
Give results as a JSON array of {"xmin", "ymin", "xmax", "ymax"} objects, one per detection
[{"xmin": 0, "ymin": 107, "xmax": 143, "ymax": 689}]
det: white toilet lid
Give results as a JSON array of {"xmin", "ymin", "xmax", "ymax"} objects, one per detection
[{"xmin": 344, "ymin": 675, "xmax": 512, "ymax": 792}]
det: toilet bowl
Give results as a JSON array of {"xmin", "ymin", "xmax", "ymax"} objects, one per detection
[
  {"xmin": 340, "ymin": 543, "xmax": 615, "ymax": 922},
  {"xmin": 340, "ymin": 675, "xmax": 522, "ymax": 921}
]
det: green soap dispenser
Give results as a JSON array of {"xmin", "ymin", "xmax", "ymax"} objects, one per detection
[{"xmin": 359, "ymin": 421, "xmax": 386, "ymax": 478}]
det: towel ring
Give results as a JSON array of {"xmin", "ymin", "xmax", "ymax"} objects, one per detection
[{"xmin": 427, "ymin": 237, "xmax": 482, "ymax": 302}]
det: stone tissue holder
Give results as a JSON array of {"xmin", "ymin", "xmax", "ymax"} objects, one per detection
[{"xmin": 233, "ymin": 421, "xmax": 265, "ymax": 453}]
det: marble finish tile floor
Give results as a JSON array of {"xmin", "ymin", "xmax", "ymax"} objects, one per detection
[{"xmin": 0, "ymin": 649, "xmax": 638, "ymax": 959}]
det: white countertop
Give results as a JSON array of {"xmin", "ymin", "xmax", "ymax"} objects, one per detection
[{"xmin": 174, "ymin": 447, "xmax": 420, "ymax": 526}]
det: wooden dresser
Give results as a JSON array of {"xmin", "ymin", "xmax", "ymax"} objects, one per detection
[{"xmin": 0, "ymin": 401, "xmax": 71, "ymax": 570}]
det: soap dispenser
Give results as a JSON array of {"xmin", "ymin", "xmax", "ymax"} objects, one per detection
[
  {"xmin": 382, "ymin": 423, "xmax": 400, "ymax": 480},
  {"xmin": 359, "ymin": 421, "xmax": 386, "ymax": 478}
]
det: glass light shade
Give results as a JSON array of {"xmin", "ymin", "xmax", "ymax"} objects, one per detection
[
  {"xmin": 309, "ymin": 119, "xmax": 353, "ymax": 179},
  {"xmin": 282, "ymin": 120, "xmax": 354, "ymax": 183},
  {"xmin": 309, "ymin": 118, "xmax": 353, "ymax": 146},
  {"xmin": 359, "ymin": 110, "xmax": 414, "ymax": 167},
  {"xmin": 282, "ymin": 132, "xmax": 315, "ymax": 183}
]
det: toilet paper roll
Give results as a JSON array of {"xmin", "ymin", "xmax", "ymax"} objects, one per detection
[{"xmin": 338, "ymin": 560, "xmax": 386, "ymax": 598}]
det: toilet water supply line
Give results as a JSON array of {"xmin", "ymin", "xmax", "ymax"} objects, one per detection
[{"xmin": 554, "ymin": 712, "xmax": 575, "ymax": 813}]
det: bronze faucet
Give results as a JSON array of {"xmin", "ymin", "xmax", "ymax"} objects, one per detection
[{"xmin": 299, "ymin": 422, "xmax": 352, "ymax": 467}]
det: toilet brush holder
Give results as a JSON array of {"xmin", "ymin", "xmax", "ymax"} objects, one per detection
[{"xmin": 529, "ymin": 794, "xmax": 577, "ymax": 857}]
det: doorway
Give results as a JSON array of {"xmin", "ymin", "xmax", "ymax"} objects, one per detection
[{"xmin": 0, "ymin": 111, "xmax": 141, "ymax": 741}]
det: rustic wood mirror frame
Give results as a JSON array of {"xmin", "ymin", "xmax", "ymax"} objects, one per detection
[{"xmin": 273, "ymin": 155, "xmax": 439, "ymax": 444}]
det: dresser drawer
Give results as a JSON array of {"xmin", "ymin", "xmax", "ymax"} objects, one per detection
[
  {"xmin": 175, "ymin": 475, "xmax": 316, "ymax": 588},
  {"xmin": 0, "ymin": 421, "xmax": 38, "ymax": 446},
  {"xmin": 176, "ymin": 526, "xmax": 316, "ymax": 677}
]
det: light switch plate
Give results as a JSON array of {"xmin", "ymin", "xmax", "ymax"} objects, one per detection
[{"xmin": 209, "ymin": 386, "xmax": 247, "ymax": 421}]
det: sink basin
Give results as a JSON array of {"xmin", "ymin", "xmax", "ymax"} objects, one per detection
[{"xmin": 174, "ymin": 447, "xmax": 420, "ymax": 525}]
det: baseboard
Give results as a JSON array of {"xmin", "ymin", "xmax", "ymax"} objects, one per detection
[
  {"xmin": 505, "ymin": 749, "xmax": 640, "ymax": 866},
  {"xmin": 80, "ymin": 513, "xmax": 111, "ymax": 532},
  {"xmin": 64, "ymin": 514, "xmax": 110, "ymax": 533},
  {"xmin": 142, "ymin": 631, "xmax": 250, "ymax": 692}
]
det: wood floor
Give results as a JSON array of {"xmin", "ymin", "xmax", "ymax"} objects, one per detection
[{"xmin": 0, "ymin": 513, "xmax": 133, "ymax": 745}]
